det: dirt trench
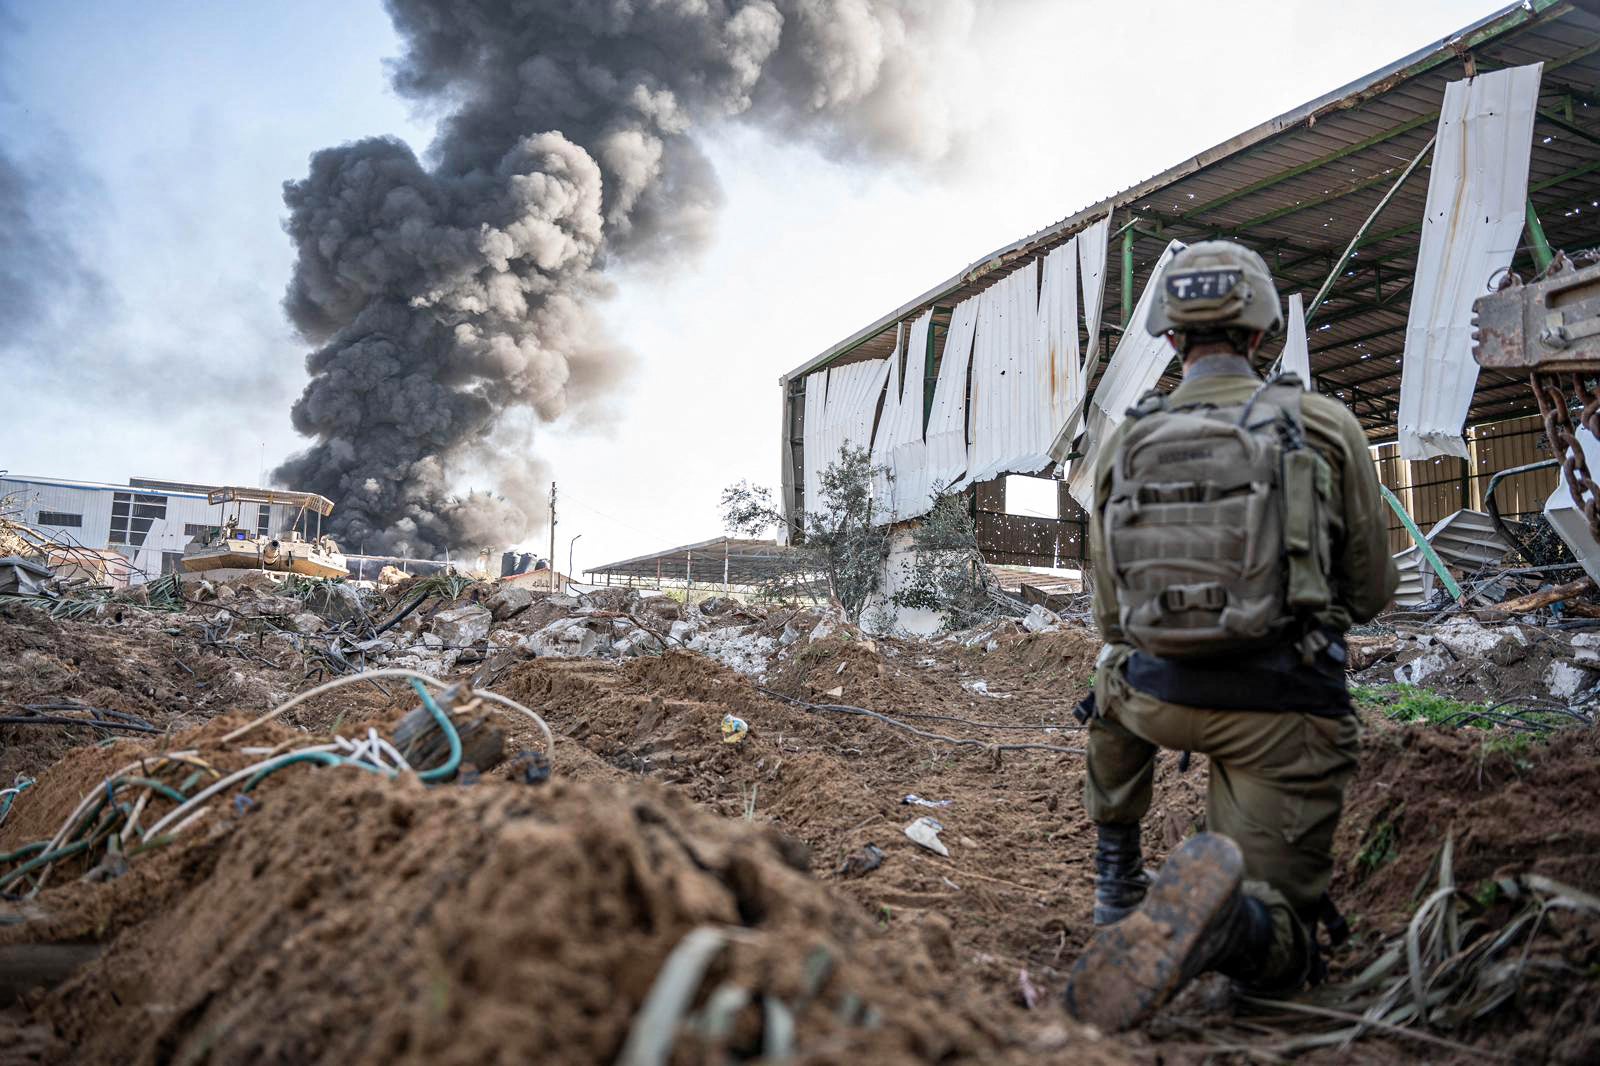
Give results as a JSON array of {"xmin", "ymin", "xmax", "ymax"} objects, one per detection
[{"xmin": 2, "ymin": 604, "xmax": 1598, "ymax": 1063}]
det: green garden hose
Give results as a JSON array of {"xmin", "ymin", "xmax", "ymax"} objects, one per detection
[
  {"xmin": 409, "ymin": 679, "xmax": 462, "ymax": 783},
  {"xmin": 0, "ymin": 840, "xmax": 90, "ymax": 892}
]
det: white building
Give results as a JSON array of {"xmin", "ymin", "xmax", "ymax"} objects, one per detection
[{"xmin": 0, "ymin": 475, "xmax": 307, "ymax": 585}]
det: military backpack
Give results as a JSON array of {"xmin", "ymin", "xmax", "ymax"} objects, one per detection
[{"xmin": 1102, "ymin": 373, "xmax": 1334, "ymax": 660}]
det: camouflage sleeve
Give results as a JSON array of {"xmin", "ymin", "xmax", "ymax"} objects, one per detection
[
  {"xmin": 1089, "ymin": 430, "xmax": 1125, "ymax": 643},
  {"xmin": 1332, "ymin": 407, "xmax": 1400, "ymax": 623}
]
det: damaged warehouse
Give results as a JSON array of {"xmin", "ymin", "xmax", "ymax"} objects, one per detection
[
  {"xmin": 779, "ymin": 0, "xmax": 1600, "ymax": 629},
  {"xmin": 7, "ymin": 1, "xmax": 1600, "ymax": 1063}
]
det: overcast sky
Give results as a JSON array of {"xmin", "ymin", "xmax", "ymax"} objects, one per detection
[{"xmin": 0, "ymin": 0, "xmax": 1497, "ymax": 575}]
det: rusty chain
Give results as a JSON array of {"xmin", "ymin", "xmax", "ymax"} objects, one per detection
[{"xmin": 1532, "ymin": 369, "xmax": 1600, "ymax": 543}]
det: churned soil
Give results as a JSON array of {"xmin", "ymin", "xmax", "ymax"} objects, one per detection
[{"xmin": 2, "ymin": 600, "xmax": 1598, "ymax": 1063}]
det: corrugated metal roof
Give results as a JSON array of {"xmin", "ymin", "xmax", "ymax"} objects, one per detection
[{"xmin": 782, "ymin": 0, "xmax": 1600, "ymax": 448}]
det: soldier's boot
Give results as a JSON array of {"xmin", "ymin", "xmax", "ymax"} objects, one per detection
[
  {"xmin": 1092, "ymin": 821, "xmax": 1153, "ymax": 927},
  {"xmin": 1063, "ymin": 833, "xmax": 1273, "ymax": 1032}
]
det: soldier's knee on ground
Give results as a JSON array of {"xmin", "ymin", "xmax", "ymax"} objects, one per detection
[{"xmin": 1234, "ymin": 880, "xmax": 1315, "ymax": 994}]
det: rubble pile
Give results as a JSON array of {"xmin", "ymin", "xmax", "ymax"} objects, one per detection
[{"xmin": 1, "ymin": 566, "xmax": 1597, "ymax": 1063}]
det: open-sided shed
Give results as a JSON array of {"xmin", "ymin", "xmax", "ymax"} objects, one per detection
[{"xmin": 780, "ymin": 0, "xmax": 1600, "ymax": 561}]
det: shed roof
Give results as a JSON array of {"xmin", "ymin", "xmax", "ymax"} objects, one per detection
[
  {"xmin": 587, "ymin": 536, "xmax": 817, "ymax": 588},
  {"xmin": 782, "ymin": 0, "xmax": 1600, "ymax": 440}
]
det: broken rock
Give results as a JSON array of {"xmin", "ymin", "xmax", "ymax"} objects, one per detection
[
  {"xmin": 1431, "ymin": 620, "xmax": 1527, "ymax": 665},
  {"xmin": 1546, "ymin": 660, "xmax": 1597, "ymax": 700},
  {"xmin": 305, "ymin": 582, "xmax": 367, "ymax": 624},
  {"xmin": 1023, "ymin": 604, "xmax": 1060, "ymax": 633},
  {"xmin": 431, "ymin": 604, "xmax": 492, "ymax": 648},
  {"xmin": 485, "ymin": 585, "xmax": 535, "ymax": 622}
]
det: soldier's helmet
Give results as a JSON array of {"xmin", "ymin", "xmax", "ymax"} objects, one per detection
[{"xmin": 1146, "ymin": 240, "xmax": 1284, "ymax": 338}]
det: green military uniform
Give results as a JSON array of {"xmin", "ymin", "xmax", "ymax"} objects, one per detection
[{"xmin": 1084, "ymin": 354, "xmax": 1400, "ymax": 987}]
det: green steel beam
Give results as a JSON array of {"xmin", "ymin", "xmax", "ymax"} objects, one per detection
[
  {"xmin": 1537, "ymin": 106, "xmax": 1600, "ymax": 149},
  {"xmin": 1526, "ymin": 199, "xmax": 1555, "ymax": 273},
  {"xmin": 1380, "ymin": 484, "xmax": 1463, "ymax": 599},
  {"xmin": 1177, "ymin": 84, "xmax": 1436, "ymax": 220},
  {"xmin": 1120, "ymin": 225, "xmax": 1135, "ymax": 326},
  {"xmin": 1311, "ymin": 321, "xmax": 1408, "ymax": 355}
]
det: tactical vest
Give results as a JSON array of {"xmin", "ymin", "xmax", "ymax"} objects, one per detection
[{"xmin": 1103, "ymin": 373, "xmax": 1334, "ymax": 660}]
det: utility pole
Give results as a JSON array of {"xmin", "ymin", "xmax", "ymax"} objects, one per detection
[{"xmin": 548, "ymin": 481, "xmax": 558, "ymax": 593}]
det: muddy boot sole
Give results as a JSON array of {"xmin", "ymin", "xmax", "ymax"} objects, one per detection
[{"xmin": 1063, "ymin": 833, "xmax": 1244, "ymax": 1032}]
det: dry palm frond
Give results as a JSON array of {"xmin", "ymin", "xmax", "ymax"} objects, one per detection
[{"xmin": 1206, "ymin": 834, "xmax": 1600, "ymax": 1058}]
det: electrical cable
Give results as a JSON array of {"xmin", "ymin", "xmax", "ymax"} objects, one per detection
[{"xmin": 409, "ymin": 680, "xmax": 462, "ymax": 783}]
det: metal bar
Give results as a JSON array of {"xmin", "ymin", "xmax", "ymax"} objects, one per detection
[
  {"xmin": 1484, "ymin": 458, "xmax": 1559, "ymax": 564},
  {"xmin": 1380, "ymin": 483, "xmax": 1463, "ymax": 600},
  {"xmin": 1525, "ymin": 198, "xmax": 1555, "ymax": 273},
  {"xmin": 1306, "ymin": 135, "xmax": 1436, "ymax": 322},
  {"xmin": 1120, "ymin": 225, "xmax": 1135, "ymax": 327},
  {"xmin": 1183, "ymin": 114, "xmax": 1440, "ymax": 222}
]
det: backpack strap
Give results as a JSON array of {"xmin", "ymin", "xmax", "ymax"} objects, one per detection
[{"xmin": 1124, "ymin": 389, "xmax": 1168, "ymax": 420}]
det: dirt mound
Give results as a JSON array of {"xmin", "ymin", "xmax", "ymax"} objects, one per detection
[
  {"xmin": 1335, "ymin": 722, "xmax": 1600, "ymax": 921},
  {"xmin": 6, "ymin": 772, "xmax": 1105, "ymax": 1066},
  {"xmin": 0, "ymin": 604, "xmax": 293, "ymax": 785}
]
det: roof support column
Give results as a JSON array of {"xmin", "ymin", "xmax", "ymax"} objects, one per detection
[
  {"xmin": 1120, "ymin": 226, "xmax": 1135, "ymax": 327},
  {"xmin": 1525, "ymin": 198, "xmax": 1554, "ymax": 273}
]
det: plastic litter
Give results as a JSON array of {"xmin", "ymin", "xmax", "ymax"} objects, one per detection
[
  {"xmin": 838, "ymin": 843, "xmax": 886, "ymax": 878},
  {"xmin": 901, "ymin": 794, "xmax": 953, "ymax": 809},
  {"xmin": 904, "ymin": 816, "xmax": 950, "ymax": 857},
  {"xmin": 720, "ymin": 714, "xmax": 749, "ymax": 744}
]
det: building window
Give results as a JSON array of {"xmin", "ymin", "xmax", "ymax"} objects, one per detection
[
  {"xmin": 184, "ymin": 523, "xmax": 216, "ymax": 538},
  {"xmin": 161, "ymin": 551, "xmax": 185, "ymax": 575},
  {"xmin": 110, "ymin": 492, "xmax": 166, "ymax": 547},
  {"xmin": 36, "ymin": 511, "xmax": 83, "ymax": 528},
  {"xmin": 256, "ymin": 503, "xmax": 271, "ymax": 537}
]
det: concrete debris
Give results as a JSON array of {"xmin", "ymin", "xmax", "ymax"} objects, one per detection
[
  {"xmin": 288, "ymin": 611, "xmax": 326, "ymax": 636},
  {"xmin": 1545, "ymin": 660, "xmax": 1597, "ymax": 700},
  {"xmin": 1022, "ymin": 604, "xmax": 1060, "ymax": 633},
  {"xmin": 430, "ymin": 604, "xmax": 493, "ymax": 648},
  {"xmin": 305, "ymin": 582, "xmax": 367, "ymax": 624},
  {"xmin": 688, "ymin": 626, "xmax": 776, "ymax": 678},
  {"xmin": 520, "ymin": 617, "xmax": 600, "ymax": 658},
  {"xmin": 485, "ymin": 585, "xmax": 536, "ymax": 621}
]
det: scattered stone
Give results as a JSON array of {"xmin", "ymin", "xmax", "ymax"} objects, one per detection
[
  {"xmin": 1432, "ymin": 620, "xmax": 1526, "ymax": 665},
  {"xmin": 288, "ymin": 611, "xmax": 325, "ymax": 635},
  {"xmin": 1546, "ymin": 659, "xmax": 1597, "ymax": 700},
  {"xmin": 1023, "ymin": 604, "xmax": 1060, "ymax": 633},
  {"xmin": 838, "ymin": 843, "xmax": 886, "ymax": 878},
  {"xmin": 306, "ymin": 582, "xmax": 367, "ymax": 624},
  {"xmin": 1394, "ymin": 650, "xmax": 1451, "ymax": 685},
  {"xmin": 420, "ymin": 632, "xmax": 444, "ymax": 650},
  {"xmin": 521, "ymin": 617, "xmax": 606, "ymax": 658},
  {"xmin": 669, "ymin": 620, "xmax": 698, "ymax": 644},
  {"xmin": 904, "ymin": 817, "xmax": 950, "ymax": 857},
  {"xmin": 485, "ymin": 584, "xmax": 536, "ymax": 622},
  {"xmin": 810, "ymin": 619, "xmax": 836, "ymax": 643},
  {"xmin": 430, "ymin": 604, "xmax": 492, "ymax": 647}
]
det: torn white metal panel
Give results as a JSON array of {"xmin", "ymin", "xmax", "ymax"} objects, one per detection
[
  {"xmin": 824, "ymin": 358, "xmax": 891, "ymax": 470},
  {"xmin": 1078, "ymin": 213, "xmax": 1111, "ymax": 368},
  {"xmin": 1545, "ymin": 425, "xmax": 1600, "ymax": 586},
  {"xmin": 1040, "ymin": 241, "xmax": 1084, "ymax": 461},
  {"xmin": 872, "ymin": 312, "xmax": 933, "ymax": 521},
  {"xmin": 870, "ymin": 325, "xmax": 905, "ymax": 516},
  {"xmin": 925, "ymin": 298, "xmax": 978, "ymax": 496},
  {"xmin": 1281, "ymin": 291, "xmax": 1312, "ymax": 389},
  {"xmin": 1398, "ymin": 61, "xmax": 1542, "ymax": 461},
  {"xmin": 801, "ymin": 372, "xmax": 829, "ymax": 525},
  {"xmin": 967, "ymin": 261, "xmax": 1046, "ymax": 487},
  {"xmin": 1066, "ymin": 239, "xmax": 1186, "ymax": 509}
]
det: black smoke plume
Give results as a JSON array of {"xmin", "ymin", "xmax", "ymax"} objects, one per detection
[{"xmin": 276, "ymin": 0, "xmax": 976, "ymax": 558}]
